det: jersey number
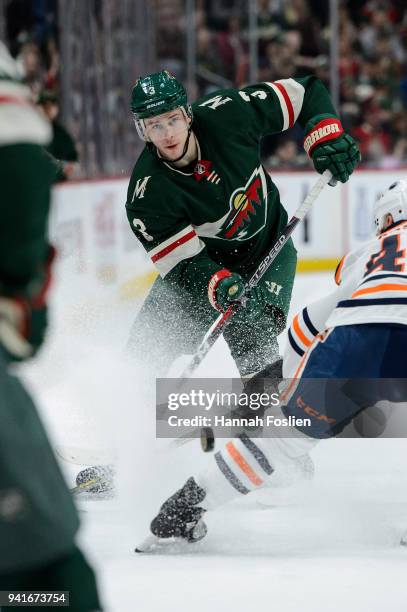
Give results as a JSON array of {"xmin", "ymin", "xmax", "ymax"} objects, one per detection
[
  {"xmin": 133, "ymin": 218, "xmax": 153, "ymax": 242},
  {"xmin": 364, "ymin": 234, "xmax": 406, "ymax": 276}
]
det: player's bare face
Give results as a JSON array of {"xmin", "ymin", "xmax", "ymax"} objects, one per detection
[{"xmin": 145, "ymin": 109, "xmax": 191, "ymax": 161}]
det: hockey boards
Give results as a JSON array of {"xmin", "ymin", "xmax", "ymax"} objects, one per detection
[{"xmin": 55, "ymin": 445, "xmax": 116, "ymax": 466}]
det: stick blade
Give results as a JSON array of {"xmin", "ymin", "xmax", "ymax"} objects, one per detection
[
  {"xmin": 135, "ymin": 534, "xmax": 160, "ymax": 553},
  {"xmin": 135, "ymin": 534, "xmax": 189, "ymax": 554}
]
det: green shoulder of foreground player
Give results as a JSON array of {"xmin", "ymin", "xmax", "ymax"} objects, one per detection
[{"xmin": 0, "ymin": 41, "xmax": 101, "ymax": 610}]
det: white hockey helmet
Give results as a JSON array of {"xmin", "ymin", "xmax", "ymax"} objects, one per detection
[{"xmin": 374, "ymin": 179, "xmax": 407, "ymax": 235}]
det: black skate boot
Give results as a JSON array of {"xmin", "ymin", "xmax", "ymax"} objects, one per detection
[
  {"xmin": 72, "ymin": 465, "xmax": 115, "ymax": 498},
  {"xmin": 150, "ymin": 477, "xmax": 207, "ymax": 543}
]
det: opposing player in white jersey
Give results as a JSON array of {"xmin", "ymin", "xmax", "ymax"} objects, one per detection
[
  {"xmin": 283, "ymin": 177, "xmax": 407, "ymax": 441},
  {"xmin": 139, "ymin": 180, "xmax": 407, "ymax": 549}
]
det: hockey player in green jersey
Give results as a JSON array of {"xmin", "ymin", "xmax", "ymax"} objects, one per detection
[
  {"xmin": 126, "ymin": 70, "xmax": 360, "ymax": 377},
  {"xmin": 0, "ymin": 42, "xmax": 101, "ymax": 610}
]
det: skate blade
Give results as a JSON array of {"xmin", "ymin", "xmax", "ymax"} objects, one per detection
[
  {"xmin": 135, "ymin": 534, "xmax": 189, "ymax": 554},
  {"xmin": 70, "ymin": 476, "xmax": 103, "ymax": 494}
]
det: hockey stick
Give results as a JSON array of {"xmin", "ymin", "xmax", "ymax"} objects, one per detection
[
  {"xmin": 178, "ymin": 169, "xmax": 333, "ymax": 380},
  {"xmin": 168, "ymin": 169, "xmax": 333, "ymax": 450},
  {"xmin": 55, "ymin": 445, "xmax": 116, "ymax": 466}
]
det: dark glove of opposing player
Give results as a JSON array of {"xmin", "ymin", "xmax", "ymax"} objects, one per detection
[
  {"xmin": 312, "ymin": 133, "xmax": 360, "ymax": 184},
  {"xmin": 211, "ymin": 271, "xmax": 265, "ymax": 321}
]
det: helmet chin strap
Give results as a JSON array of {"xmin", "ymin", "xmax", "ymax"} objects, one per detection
[{"xmin": 155, "ymin": 125, "xmax": 194, "ymax": 164}]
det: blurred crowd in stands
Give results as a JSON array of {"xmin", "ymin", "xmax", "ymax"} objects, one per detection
[
  {"xmin": 4, "ymin": 0, "xmax": 78, "ymax": 177},
  {"xmin": 5, "ymin": 0, "xmax": 58, "ymax": 94},
  {"xmin": 181, "ymin": 0, "xmax": 407, "ymax": 170},
  {"xmin": 3, "ymin": 0, "xmax": 407, "ymax": 175}
]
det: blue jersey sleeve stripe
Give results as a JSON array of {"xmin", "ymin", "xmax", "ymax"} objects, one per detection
[
  {"xmin": 302, "ymin": 307, "xmax": 319, "ymax": 337},
  {"xmin": 338, "ymin": 297, "xmax": 407, "ymax": 308},
  {"xmin": 288, "ymin": 327, "xmax": 305, "ymax": 356},
  {"xmin": 360, "ymin": 273, "xmax": 407, "ymax": 287}
]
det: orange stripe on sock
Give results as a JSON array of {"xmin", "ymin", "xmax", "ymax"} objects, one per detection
[
  {"xmin": 226, "ymin": 442, "xmax": 263, "ymax": 486},
  {"xmin": 352, "ymin": 283, "xmax": 407, "ymax": 298},
  {"xmin": 293, "ymin": 314, "xmax": 312, "ymax": 347}
]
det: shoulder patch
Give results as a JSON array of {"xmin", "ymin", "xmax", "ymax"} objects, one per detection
[
  {"xmin": 199, "ymin": 95, "xmax": 233, "ymax": 110},
  {"xmin": 131, "ymin": 175, "xmax": 151, "ymax": 202}
]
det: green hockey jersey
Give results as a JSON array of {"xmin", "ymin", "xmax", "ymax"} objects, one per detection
[{"xmin": 126, "ymin": 76, "xmax": 337, "ymax": 299}]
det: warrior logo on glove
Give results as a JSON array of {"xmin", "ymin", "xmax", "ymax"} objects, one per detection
[{"xmin": 304, "ymin": 113, "xmax": 361, "ymax": 184}]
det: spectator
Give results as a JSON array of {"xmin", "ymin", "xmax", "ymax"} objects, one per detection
[
  {"xmin": 266, "ymin": 138, "xmax": 310, "ymax": 169},
  {"xmin": 262, "ymin": 35, "xmax": 298, "ymax": 80},
  {"xmin": 196, "ymin": 27, "xmax": 230, "ymax": 94},
  {"xmin": 37, "ymin": 90, "xmax": 79, "ymax": 179},
  {"xmin": 256, "ymin": 0, "xmax": 283, "ymax": 63},
  {"xmin": 17, "ymin": 40, "xmax": 44, "ymax": 96},
  {"xmin": 352, "ymin": 103, "xmax": 392, "ymax": 164},
  {"xmin": 216, "ymin": 14, "xmax": 248, "ymax": 86}
]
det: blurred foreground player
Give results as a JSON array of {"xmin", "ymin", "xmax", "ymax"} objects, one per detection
[
  {"xmin": 144, "ymin": 181, "xmax": 407, "ymax": 547},
  {"xmin": 0, "ymin": 42, "xmax": 101, "ymax": 609},
  {"xmin": 126, "ymin": 70, "xmax": 359, "ymax": 378}
]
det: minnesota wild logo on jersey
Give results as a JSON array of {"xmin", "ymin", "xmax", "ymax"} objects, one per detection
[{"xmin": 219, "ymin": 166, "xmax": 268, "ymax": 241}]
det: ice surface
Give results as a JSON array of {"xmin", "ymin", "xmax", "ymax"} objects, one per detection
[{"xmin": 20, "ymin": 272, "xmax": 407, "ymax": 612}]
